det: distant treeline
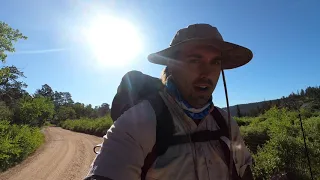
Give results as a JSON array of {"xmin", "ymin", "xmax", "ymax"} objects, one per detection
[
  {"xmin": 235, "ymin": 86, "xmax": 320, "ymax": 117},
  {"xmin": 1, "ymin": 76, "xmax": 110, "ymax": 127}
]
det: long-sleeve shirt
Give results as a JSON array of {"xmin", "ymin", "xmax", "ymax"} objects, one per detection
[{"xmin": 85, "ymin": 90, "xmax": 252, "ymax": 180}]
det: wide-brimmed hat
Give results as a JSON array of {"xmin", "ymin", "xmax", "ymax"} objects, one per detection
[{"xmin": 147, "ymin": 24, "xmax": 253, "ymax": 70}]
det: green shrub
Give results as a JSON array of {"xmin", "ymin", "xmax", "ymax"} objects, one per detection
[
  {"xmin": 252, "ymin": 136, "xmax": 314, "ymax": 180},
  {"xmin": 300, "ymin": 108, "xmax": 313, "ymax": 119},
  {"xmin": 234, "ymin": 116, "xmax": 253, "ymax": 126},
  {"xmin": 252, "ymin": 140, "xmax": 281, "ymax": 180},
  {"xmin": 312, "ymin": 110, "xmax": 320, "ymax": 117},
  {"xmin": 55, "ymin": 106, "xmax": 76, "ymax": 121},
  {"xmin": 0, "ymin": 120, "xmax": 44, "ymax": 172},
  {"xmin": 0, "ymin": 101, "xmax": 12, "ymax": 121},
  {"xmin": 241, "ymin": 122, "xmax": 270, "ymax": 154},
  {"xmin": 44, "ymin": 121, "xmax": 54, "ymax": 127},
  {"xmin": 247, "ymin": 108, "xmax": 320, "ymax": 180},
  {"xmin": 15, "ymin": 96, "xmax": 55, "ymax": 126},
  {"xmin": 60, "ymin": 115, "xmax": 113, "ymax": 136},
  {"xmin": 302, "ymin": 116, "xmax": 320, "ymax": 178}
]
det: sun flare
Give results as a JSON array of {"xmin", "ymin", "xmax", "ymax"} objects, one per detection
[{"xmin": 83, "ymin": 15, "xmax": 143, "ymax": 67}]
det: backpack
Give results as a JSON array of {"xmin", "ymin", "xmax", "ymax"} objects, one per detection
[{"xmin": 94, "ymin": 70, "xmax": 241, "ymax": 180}]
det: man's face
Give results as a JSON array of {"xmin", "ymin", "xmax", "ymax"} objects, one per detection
[{"xmin": 169, "ymin": 45, "xmax": 222, "ymax": 108}]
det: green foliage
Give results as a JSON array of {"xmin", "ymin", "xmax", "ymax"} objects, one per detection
[
  {"xmin": 53, "ymin": 91, "xmax": 74, "ymax": 107},
  {"xmin": 240, "ymin": 122, "xmax": 270, "ymax": 154},
  {"xmin": 0, "ymin": 22, "xmax": 46, "ymax": 171},
  {"xmin": 251, "ymin": 140, "xmax": 281, "ymax": 180},
  {"xmin": 32, "ymin": 85, "xmax": 110, "ymax": 124},
  {"xmin": 0, "ymin": 21, "xmax": 27, "ymax": 63},
  {"xmin": 239, "ymin": 107, "xmax": 320, "ymax": 179},
  {"xmin": 61, "ymin": 116, "xmax": 113, "ymax": 136},
  {"xmin": 34, "ymin": 84, "xmax": 54, "ymax": 100},
  {"xmin": 55, "ymin": 106, "xmax": 76, "ymax": 122},
  {"xmin": 300, "ymin": 107, "xmax": 313, "ymax": 119},
  {"xmin": 253, "ymin": 135, "xmax": 317, "ymax": 180},
  {"xmin": 96, "ymin": 103, "xmax": 110, "ymax": 117},
  {"xmin": 83, "ymin": 104, "xmax": 97, "ymax": 118},
  {"xmin": 0, "ymin": 66, "xmax": 28, "ymax": 107},
  {"xmin": 44, "ymin": 121, "xmax": 54, "ymax": 127},
  {"xmin": 72, "ymin": 102, "xmax": 86, "ymax": 119},
  {"xmin": 305, "ymin": 86, "xmax": 320, "ymax": 101},
  {"xmin": 0, "ymin": 120, "xmax": 44, "ymax": 172},
  {"xmin": 0, "ymin": 101, "xmax": 12, "ymax": 121},
  {"xmin": 15, "ymin": 96, "xmax": 55, "ymax": 126},
  {"xmin": 234, "ymin": 116, "xmax": 254, "ymax": 126},
  {"xmin": 0, "ymin": 22, "xmax": 27, "ymax": 96}
]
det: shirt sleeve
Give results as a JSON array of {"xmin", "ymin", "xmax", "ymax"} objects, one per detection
[
  {"xmin": 85, "ymin": 100, "xmax": 157, "ymax": 180},
  {"xmin": 217, "ymin": 107, "xmax": 253, "ymax": 177}
]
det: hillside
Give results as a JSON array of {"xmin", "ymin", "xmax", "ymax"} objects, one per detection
[
  {"xmin": 224, "ymin": 86, "xmax": 320, "ymax": 117},
  {"xmin": 224, "ymin": 100, "xmax": 278, "ymax": 117}
]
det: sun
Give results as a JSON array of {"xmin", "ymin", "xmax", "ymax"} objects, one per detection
[{"xmin": 83, "ymin": 15, "xmax": 143, "ymax": 68}]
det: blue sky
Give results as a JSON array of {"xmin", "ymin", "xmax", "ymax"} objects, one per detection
[{"xmin": 1, "ymin": 0, "xmax": 319, "ymax": 107}]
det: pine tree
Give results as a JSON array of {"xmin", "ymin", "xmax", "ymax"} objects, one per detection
[
  {"xmin": 300, "ymin": 89, "xmax": 305, "ymax": 96},
  {"xmin": 236, "ymin": 105, "xmax": 242, "ymax": 117}
]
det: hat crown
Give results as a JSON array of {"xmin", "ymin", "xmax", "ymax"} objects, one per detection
[{"xmin": 170, "ymin": 24, "xmax": 224, "ymax": 46}]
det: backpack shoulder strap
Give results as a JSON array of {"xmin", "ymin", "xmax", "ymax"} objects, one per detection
[
  {"xmin": 141, "ymin": 104, "xmax": 241, "ymax": 179},
  {"xmin": 141, "ymin": 93, "xmax": 175, "ymax": 180},
  {"xmin": 211, "ymin": 107, "xmax": 229, "ymax": 138},
  {"xmin": 211, "ymin": 107, "xmax": 241, "ymax": 180}
]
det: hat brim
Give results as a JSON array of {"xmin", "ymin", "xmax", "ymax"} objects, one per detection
[{"xmin": 147, "ymin": 38, "xmax": 253, "ymax": 70}]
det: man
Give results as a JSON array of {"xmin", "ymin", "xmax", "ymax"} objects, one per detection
[{"xmin": 85, "ymin": 23, "xmax": 254, "ymax": 180}]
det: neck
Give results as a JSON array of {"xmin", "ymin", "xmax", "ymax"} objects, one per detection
[{"xmin": 186, "ymin": 99, "xmax": 209, "ymax": 109}]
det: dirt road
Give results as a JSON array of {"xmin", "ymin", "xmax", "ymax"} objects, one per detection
[{"xmin": 0, "ymin": 127, "xmax": 103, "ymax": 180}]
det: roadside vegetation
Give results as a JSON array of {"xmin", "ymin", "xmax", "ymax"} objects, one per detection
[
  {"xmin": 61, "ymin": 116, "xmax": 113, "ymax": 137},
  {"xmin": 235, "ymin": 87, "xmax": 320, "ymax": 180},
  {"xmin": 0, "ymin": 121, "xmax": 44, "ymax": 172},
  {"xmin": 236, "ymin": 107, "xmax": 320, "ymax": 180}
]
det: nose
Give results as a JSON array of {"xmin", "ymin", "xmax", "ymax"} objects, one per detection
[{"xmin": 198, "ymin": 63, "xmax": 211, "ymax": 78}]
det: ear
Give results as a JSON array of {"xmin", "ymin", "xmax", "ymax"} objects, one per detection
[
  {"xmin": 167, "ymin": 67, "xmax": 173, "ymax": 74},
  {"xmin": 167, "ymin": 60, "xmax": 174, "ymax": 70}
]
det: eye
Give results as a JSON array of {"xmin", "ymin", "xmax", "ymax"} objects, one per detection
[
  {"xmin": 211, "ymin": 59, "xmax": 221, "ymax": 65},
  {"xmin": 188, "ymin": 59, "xmax": 200, "ymax": 63}
]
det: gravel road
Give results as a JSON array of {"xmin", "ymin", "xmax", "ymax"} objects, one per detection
[{"xmin": 0, "ymin": 127, "xmax": 103, "ymax": 180}]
